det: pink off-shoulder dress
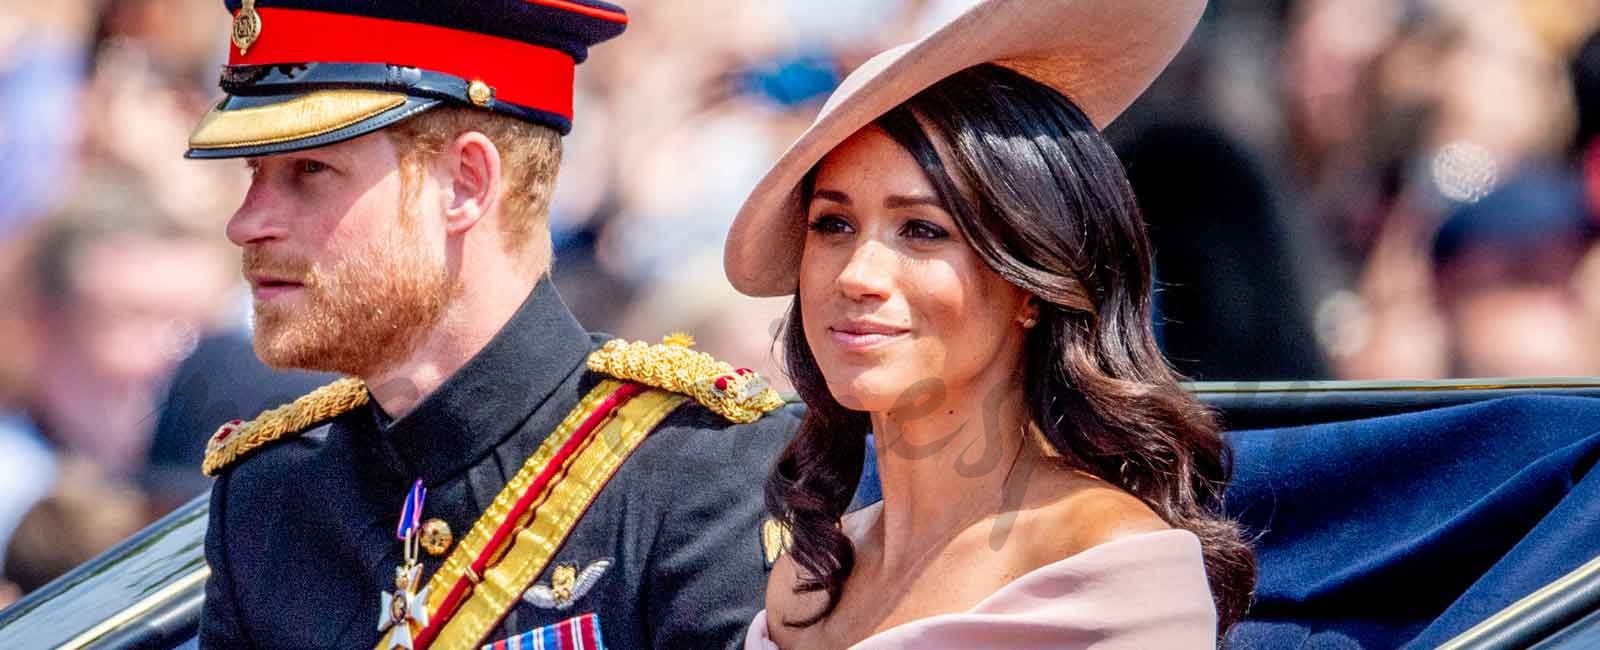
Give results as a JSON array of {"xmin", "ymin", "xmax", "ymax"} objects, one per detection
[{"xmin": 745, "ymin": 529, "xmax": 1216, "ymax": 649}]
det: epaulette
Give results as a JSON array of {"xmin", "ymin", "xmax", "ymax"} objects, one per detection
[
  {"xmin": 201, "ymin": 377, "xmax": 369, "ymax": 476},
  {"xmin": 586, "ymin": 333, "xmax": 786, "ymax": 424}
]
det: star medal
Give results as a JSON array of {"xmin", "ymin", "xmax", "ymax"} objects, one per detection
[{"xmin": 378, "ymin": 480, "xmax": 430, "ymax": 649}]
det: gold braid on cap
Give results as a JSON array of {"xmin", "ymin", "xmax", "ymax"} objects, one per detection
[
  {"xmin": 202, "ymin": 377, "xmax": 369, "ymax": 476},
  {"xmin": 586, "ymin": 334, "xmax": 785, "ymax": 424}
]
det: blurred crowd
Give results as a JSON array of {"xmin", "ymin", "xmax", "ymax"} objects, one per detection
[{"xmin": 3, "ymin": 0, "xmax": 1600, "ymax": 604}]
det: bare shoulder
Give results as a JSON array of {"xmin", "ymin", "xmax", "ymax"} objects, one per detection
[
  {"xmin": 1013, "ymin": 471, "xmax": 1171, "ymax": 569},
  {"xmin": 765, "ymin": 551, "xmax": 803, "ymax": 623},
  {"xmin": 764, "ymin": 548, "xmax": 825, "ymax": 647},
  {"xmin": 1064, "ymin": 481, "xmax": 1171, "ymax": 544},
  {"xmin": 765, "ymin": 503, "xmax": 879, "ymax": 646}
]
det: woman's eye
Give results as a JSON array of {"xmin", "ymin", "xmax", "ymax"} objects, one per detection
[
  {"xmin": 808, "ymin": 215, "xmax": 853, "ymax": 234},
  {"xmin": 296, "ymin": 160, "xmax": 330, "ymax": 175},
  {"xmin": 902, "ymin": 219, "xmax": 949, "ymax": 240}
]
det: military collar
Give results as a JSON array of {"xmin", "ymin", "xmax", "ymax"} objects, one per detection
[{"xmin": 368, "ymin": 277, "xmax": 594, "ymax": 484}]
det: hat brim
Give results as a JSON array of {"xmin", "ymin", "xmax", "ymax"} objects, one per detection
[
  {"xmin": 185, "ymin": 89, "xmax": 441, "ymax": 159},
  {"xmin": 723, "ymin": 0, "xmax": 1205, "ymax": 297}
]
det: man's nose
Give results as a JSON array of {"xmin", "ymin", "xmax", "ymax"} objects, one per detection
[{"xmin": 225, "ymin": 183, "xmax": 288, "ymax": 248}]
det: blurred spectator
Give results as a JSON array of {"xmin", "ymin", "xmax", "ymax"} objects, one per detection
[
  {"xmin": 1281, "ymin": 0, "xmax": 1402, "ymax": 184},
  {"xmin": 0, "ymin": 0, "xmax": 94, "ymax": 240},
  {"xmin": 1572, "ymin": 24, "xmax": 1600, "ymax": 217},
  {"xmin": 3, "ymin": 459, "xmax": 148, "ymax": 594},
  {"xmin": 0, "ymin": 169, "xmax": 231, "ymax": 559},
  {"xmin": 1432, "ymin": 166, "xmax": 1599, "ymax": 377},
  {"xmin": 17, "ymin": 169, "xmax": 233, "ymax": 476},
  {"xmin": 1277, "ymin": 0, "xmax": 1406, "ymax": 271},
  {"xmin": 80, "ymin": 0, "xmax": 240, "ymax": 231},
  {"xmin": 1318, "ymin": 1, "xmax": 1596, "ymax": 379},
  {"xmin": 0, "ymin": 412, "xmax": 55, "ymax": 559},
  {"xmin": 1121, "ymin": 121, "xmax": 1328, "ymax": 381}
]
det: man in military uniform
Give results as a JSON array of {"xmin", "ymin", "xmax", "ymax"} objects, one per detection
[{"xmin": 186, "ymin": 1, "xmax": 799, "ymax": 648}]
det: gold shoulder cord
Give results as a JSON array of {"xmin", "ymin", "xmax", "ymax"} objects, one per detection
[
  {"xmin": 204, "ymin": 335, "xmax": 782, "ymax": 476},
  {"xmin": 201, "ymin": 377, "xmax": 369, "ymax": 476},
  {"xmin": 585, "ymin": 334, "xmax": 785, "ymax": 424}
]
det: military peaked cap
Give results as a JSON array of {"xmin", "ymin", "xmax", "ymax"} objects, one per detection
[{"xmin": 186, "ymin": 0, "xmax": 627, "ymax": 159}]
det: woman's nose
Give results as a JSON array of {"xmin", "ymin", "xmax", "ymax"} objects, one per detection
[{"xmin": 836, "ymin": 240, "xmax": 895, "ymax": 301}]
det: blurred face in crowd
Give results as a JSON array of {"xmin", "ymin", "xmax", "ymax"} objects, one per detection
[
  {"xmin": 53, "ymin": 235, "xmax": 229, "ymax": 383},
  {"xmin": 34, "ymin": 232, "xmax": 231, "ymax": 474},
  {"xmin": 798, "ymin": 126, "xmax": 1031, "ymax": 413},
  {"xmin": 1282, "ymin": 0, "xmax": 1399, "ymax": 161},
  {"xmin": 1449, "ymin": 287, "xmax": 1594, "ymax": 377},
  {"xmin": 1438, "ymin": 240, "xmax": 1598, "ymax": 377},
  {"xmin": 227, "ymin": 132, "xmax": 455, "ymax": 376}
]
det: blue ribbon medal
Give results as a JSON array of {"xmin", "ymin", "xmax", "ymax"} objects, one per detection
[
  {"xmin": 397, "ymin": 479, "xmax": 426, "ymax": 550},
  {"xmin": 379, "ymin": 480, "xmax": 431, "ymax": 649}
]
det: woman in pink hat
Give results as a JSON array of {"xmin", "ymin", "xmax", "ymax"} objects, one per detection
[{"xmin": 725, "ymin": 1, "xmax": 1254, "ymax": 648}]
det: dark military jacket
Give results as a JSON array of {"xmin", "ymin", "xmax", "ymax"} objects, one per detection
[{"xmin": 200, "ymin": 280, "xmax": 800, "ymax": 649}]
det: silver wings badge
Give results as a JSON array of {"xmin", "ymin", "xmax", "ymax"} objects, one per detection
[{"xmin": 523, "ymin": 559, "xmax": 612, "ymax": 610}]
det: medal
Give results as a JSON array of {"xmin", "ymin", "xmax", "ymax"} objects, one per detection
[{"xmin": 378, "ymin": 480, "xmax": 431, "ymax": 649}]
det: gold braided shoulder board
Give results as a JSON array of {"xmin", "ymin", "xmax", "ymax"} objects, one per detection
[
  {"xmin": 203, "ymin": 334, "xmax": 782, "ymax": 476},
  {"xmin": 585, "ymin": 333, "xmax": 785, "ymax": 424},
  {"xmin": 201, "ymin": 377, "xmax": 369, "ymax": 476}
]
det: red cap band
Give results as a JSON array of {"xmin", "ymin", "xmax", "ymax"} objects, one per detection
[{"xmin": 229, "ymin": 8, "xmax": 576, "ymax": 120}]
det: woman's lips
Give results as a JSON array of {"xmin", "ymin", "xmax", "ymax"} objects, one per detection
[{"xmin": 827, "ymin": 322, "xmax": 910, "ymax": 352}]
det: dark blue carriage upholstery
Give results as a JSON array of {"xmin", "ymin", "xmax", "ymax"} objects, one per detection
[
  {"xmin": 1225, "ymin": 395, "xmax": 1600, "ymax": 648},
  {"xmin": 844, "ymin": 395, "xmax": 1600, "ymax": 648}
]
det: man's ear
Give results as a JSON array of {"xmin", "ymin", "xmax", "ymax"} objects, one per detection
[{"xmin": 442, "ymin": 131, "xmax": 502, "ymax": 235}]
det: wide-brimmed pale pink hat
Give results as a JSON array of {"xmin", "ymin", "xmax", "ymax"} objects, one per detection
[{"xmin": 723, "ymin": 0, "xmax": 1205, "ymax": 297}]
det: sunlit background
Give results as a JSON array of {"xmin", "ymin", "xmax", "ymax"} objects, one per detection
[{"xmin": 2, "ymin": 0, "xmax": 1599, "ymax": 605}]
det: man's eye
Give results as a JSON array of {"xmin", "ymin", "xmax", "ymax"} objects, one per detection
[
  {"xmin": 902, "ymin": 219, "xmax": 949, "ymax": 240},
  {"xmin": 808, "ymin": 215, "xmax": 853, "ymax": 234},
  {"xmin": 296, "ymin": 160, "xmax": 330, "ymax": 175}
]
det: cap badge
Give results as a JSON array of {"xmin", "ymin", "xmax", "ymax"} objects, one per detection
[{"xmin": 232, "ymin": 0, "xmax": 263, "ymax": 56}]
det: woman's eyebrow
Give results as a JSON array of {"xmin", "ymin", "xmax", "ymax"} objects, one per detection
[
  {"xmin": 884, "ymin": 194, "xmax": 941, "ymax": 210},
  {"xmin": 813, "ymin": 189, "xmax": 851, "ymax": 205}
]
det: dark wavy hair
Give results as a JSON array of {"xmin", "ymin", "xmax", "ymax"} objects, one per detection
[{"xmin": 767, "ymin": 63, "xmax": 1256, "ymax": 637}]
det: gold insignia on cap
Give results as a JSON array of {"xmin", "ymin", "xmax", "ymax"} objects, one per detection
[
  {"xmin": 419, "ymin": 519, "xmax": 453, "ymax": 556},
  {"xmin": 232, "ymin": 0, "xmax": 263, "ymax": 56},
  {"xmin": 762, "ymin": 518, "xmax": 792, "ymax": 568},
  {"xmin": 467, "ymin": 80, "xmax": 495, "ymax": 107}
]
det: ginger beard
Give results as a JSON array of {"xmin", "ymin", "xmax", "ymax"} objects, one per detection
[{"xmin": 244, "ymin": 195, "xmax": 455, "ymax": 377}]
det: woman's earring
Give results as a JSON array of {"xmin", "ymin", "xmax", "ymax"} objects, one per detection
[{"xmin": 1020, "ymin": 316, "xmax": 1038, "ymax": 329}]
